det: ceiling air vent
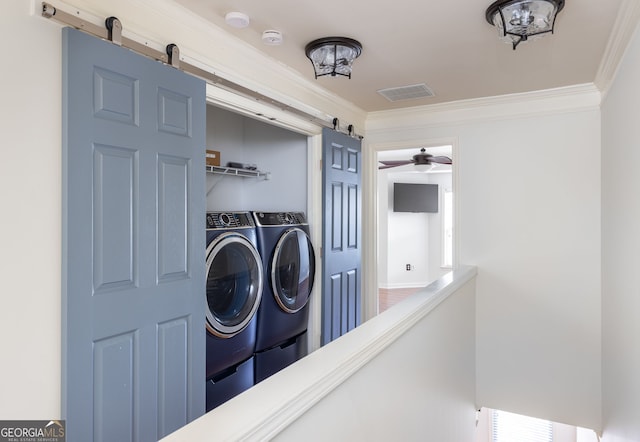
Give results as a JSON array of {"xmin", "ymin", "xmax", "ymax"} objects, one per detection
[{"xmin": 377, "ymin": 83, "xmax": 435, "ymax": 102}]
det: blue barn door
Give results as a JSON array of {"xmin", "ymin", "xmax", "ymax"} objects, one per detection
[
  {"xmin": 62, "ymin": 28, "xmax": 205, "ymax": 441},
  {"xmin": 321, "ymin": 128, "xmax": 362, "ymax": 345}
]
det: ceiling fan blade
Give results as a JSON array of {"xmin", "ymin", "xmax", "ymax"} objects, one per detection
[
  {"xmin": 378, "ymin": 163, "xmax": 405, "ymax": 170},
  {"xmin": 430, "ymin": 156, "xmax": 452, "ymax": 164},
  {"xmin": 378, "ymin": 160, "xmax": 413, "ymax": 166}
]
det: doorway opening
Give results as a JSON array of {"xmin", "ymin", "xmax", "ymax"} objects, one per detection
[{"xmin": 376, "ymin": 144, "xmax": 454, "ymax": 313}]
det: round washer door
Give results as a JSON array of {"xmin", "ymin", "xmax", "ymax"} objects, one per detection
[
  {"xmin": 206, "ymin": 232, "xmax": 263, "ymax": 338},
  {"xmin": 271, "ymin": 228, "xmax": 315, "ymax": 313}
]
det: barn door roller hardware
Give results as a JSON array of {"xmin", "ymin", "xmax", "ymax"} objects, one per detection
[
  {"xmin": 166, "ymin": 44, "xmax": 180, "ymax": 68},
  {"xmin": 42, "ymin": 3, "xmax": 176, "ymax": 64},
  {"xmin": 105, "ymin": 17, "xmax": 122, "ymax": 46},
  {"xmin": 40, "ymin": 2, "xmax": 361, "ymax": 138},
  {"xmin": 330, "ymin": 118, "xmax": 360, "ymax": 139}
]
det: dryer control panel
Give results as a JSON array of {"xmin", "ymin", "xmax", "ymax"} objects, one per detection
[{"xmin": 253, "ymin": 212, "xmax": 307, "ymax": 226}]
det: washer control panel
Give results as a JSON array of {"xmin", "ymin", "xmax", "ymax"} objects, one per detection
[{"xmin": 206, "ymin": 212, "xmax": 255, "ymax": 229}]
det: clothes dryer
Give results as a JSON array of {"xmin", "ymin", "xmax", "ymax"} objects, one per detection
[
  {"xmin": 251, "ymin": 211, "xmax": 316, "ymax": 382},
  {"xmin": 205, "ymin": 212, "xmax": 263, "ymax": 411}
]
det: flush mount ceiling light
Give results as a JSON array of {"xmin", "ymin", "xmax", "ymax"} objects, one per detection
[
  {"xmin": 305, "ymin": 37, "xmax": 362, "ymax": 79},
  {"xmin": 225, "ymin": 12, "xmax": 250, "ymax": 29},
  {"xmin": 485, "ymin": 0, "xmax": 565, "ymax": 50}
]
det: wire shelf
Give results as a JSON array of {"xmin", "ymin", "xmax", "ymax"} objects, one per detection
[{"xmin": 206, "ymin": 165, "xmax": 270, "ymax": 179}]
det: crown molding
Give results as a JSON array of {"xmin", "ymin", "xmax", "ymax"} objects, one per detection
[
  {"xmin": 365, "ymin": 84, "xmax": 602, "ymax": 133},
  {"xmin": 595, "ymin": 0, "xmax": 640, "ymax": 101}
]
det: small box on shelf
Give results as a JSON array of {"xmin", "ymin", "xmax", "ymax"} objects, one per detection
[{"xmin": 206, "ymin": 150, "xmax": 220, "ymax": 166}]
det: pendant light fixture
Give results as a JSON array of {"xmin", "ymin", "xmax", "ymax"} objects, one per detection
[
  {"xmin": 485, "ymin": 0, "xmax": 565, "ymax": 49},
  {"xmin": 305, "ymin": 37, "xmax": 362, "ymax": 79}
]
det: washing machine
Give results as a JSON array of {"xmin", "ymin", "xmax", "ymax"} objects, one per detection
[
  {"xmin": 251, "ymin": 211, "xmax": 316, "ymax": 382},
  {"xmin": 205, "ymin": 211, "xmax": 263, "ymax": 411}
]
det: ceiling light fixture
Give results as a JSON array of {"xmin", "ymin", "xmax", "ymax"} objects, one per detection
[
  {"xmin": 485, "ymin": 0, "xmax": 564, "ymax": 50},
  {"xmin": 225, "ymin": 12, "xmax": 250, "ymax": 29},
  {"xmin": 304, "ymin": 37, "xmax": 362, "ymax": 79}
]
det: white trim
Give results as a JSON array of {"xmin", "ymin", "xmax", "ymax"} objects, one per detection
[
  {"xmin": 595, "ymin": 0, "xmax": 640, "ymax": 100},
  {"xmin": 163, "ymin": 266, "xmax": 477, "ymax": 441},
  {"xmin": 361, "ymin": 136, "xmax": 378, "ymax": 321},
  {"xmin": 362, "ymin": 137, "xmax": 376, "ymax": 319},
  {"xmin": 306, "ymin": 134, "xmax": 324, "ymax": 353},
  {"xmin": 205, "ymin": 84, "xmax": 321, "ymax": 136},
  {"xmin": 441, "ymin": 186, "xmax": 454, "ymax": 269},
  {"xmin": 368, "ymin": 137, "xmax": 458, "ymax": 153},
  {"xmin": 366, "ymin": 84, "xmax": 601, "ymax": 133}
]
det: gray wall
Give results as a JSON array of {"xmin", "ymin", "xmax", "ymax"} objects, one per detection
[{"xmin": 206, "ymin": 106, "xmax": 308, "ymax": 212}]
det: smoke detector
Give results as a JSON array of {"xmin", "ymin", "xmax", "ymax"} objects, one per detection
[
  {"xmin": 262, "ymin": 30, "xmax": 283, "ymax": 45},
  {"xmin": 225, "ymin": 12, "xmax": 250, "ymax": 29}
]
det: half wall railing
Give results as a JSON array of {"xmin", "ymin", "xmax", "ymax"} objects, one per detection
[{"xmin": 163, "ymin": 266, "xmax": 478, "ymax": 441}]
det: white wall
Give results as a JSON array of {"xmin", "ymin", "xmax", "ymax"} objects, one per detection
[
  {"xmin": 387, "ymin": 208, "xmax": 431, "ymax": 287},
  {"xmin": 467, "ymin": 110, "xmax": 601, "ymax": 430},
  {"xmin": 379, "ymin": 170, "xmax": 451, "ymax": 288},
  {"xmin": 367, "ymin": 99, "xmax": 602, "ymax": 430},
  {"xmin": 601, "ymin": 20, "xmax": 640, "ymax": 442},
  {"xmin": 205, "ymin": 106, "xmax": 308, "ymax": 212},
  {"xmin": 276, "ymin": 276, "xmax": 476, "ymax": 442},
  {"xmin": 0, "ymin": 1, "xmax": 62, "ymax": 418}
]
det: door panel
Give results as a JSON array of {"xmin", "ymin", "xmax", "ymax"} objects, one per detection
[
  {"xmin": 331, "ymin": 182, "xmax": 343, "ymax": 250},
  {"xmin": 93, "ymin": 144, "xmax": 137, "ymax": 293},
  {"xmin": 93, "ymin": 332, "xmax": 136, "ymax": 441},
  {"xmin": 157, "ymin": 317, "xmax": 189, "ymax": 437},
  {"xmin": 62, "ymin": 27, "xmax": 205, "ymax": 441},
  {"xmin": 158, "ymin": 155, "xmax": 189, "ymax": 281},
  {"xmin": 321, "ymin": 128, "xmax": 362, "ymax": 345}
]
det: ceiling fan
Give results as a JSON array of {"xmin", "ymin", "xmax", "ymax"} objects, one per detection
[{"xmin": 378, "ymin": 148, "xmax": 452, "ymax": 170}]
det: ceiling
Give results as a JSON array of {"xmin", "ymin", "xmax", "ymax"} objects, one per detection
[{"xmin": 173, "ymin": 0, "xmax": 623, "ymax": 112}]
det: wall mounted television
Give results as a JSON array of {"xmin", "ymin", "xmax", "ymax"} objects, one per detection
[{"xmin": 393, "ymin": 183, "xmax": 438, "ymax": 213}]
